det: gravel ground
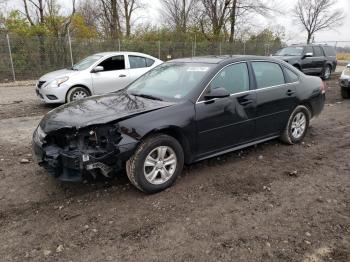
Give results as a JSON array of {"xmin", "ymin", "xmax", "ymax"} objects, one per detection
[{"xmin": 0, "ymin": 75, "xmax": 349, "ymax": 262}]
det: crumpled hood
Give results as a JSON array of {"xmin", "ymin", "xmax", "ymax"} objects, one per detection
[
  {"xmin": 39, "ymin": 68, "xmax": 80, "ymax": 82},
  {"xmin": 40, "ymin": 91, "xmax": 175, "ymax": 133}
]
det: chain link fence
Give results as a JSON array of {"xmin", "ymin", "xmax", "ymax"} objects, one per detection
[{"xmin": 4, "ymin": 34, "xmax": 349, "ymax": 82}]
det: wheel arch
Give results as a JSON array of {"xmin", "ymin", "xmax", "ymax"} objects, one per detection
[
  {"xmin": 143, "ymin": 126, "xmax": 193, "ymax": 164},
  {"xmin": 65, "ymin": 84, "xmax": 92, "ymax": 102}
]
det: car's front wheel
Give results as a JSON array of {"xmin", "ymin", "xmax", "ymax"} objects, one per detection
[
  {"xmin": 126, "ymin": 134, "xmax": 184, "ymax": 193},
  {"xmin": 280, "ymin": 105, "xmax": 310, "ymax": 145},
  {"xmin": 66, "ymin": 86, "xmax": 90, "ymax": 103}
]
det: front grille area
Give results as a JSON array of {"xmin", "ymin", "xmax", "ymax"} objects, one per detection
[{"xmin": 37, "ymin": 81, "xmax": 46, "ymax": 89}]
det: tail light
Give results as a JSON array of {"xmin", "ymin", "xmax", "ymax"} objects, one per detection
[{"xmin": 320, "ymin": 81, "xmax": 327, "ymax": 94}]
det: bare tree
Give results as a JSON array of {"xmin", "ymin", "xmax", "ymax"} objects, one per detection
[
  {"xmin": 100, "ymin": 0, "xmax": 122, "ymax": 39},
  {"xmin": 200, "ymin": 0, "xmax": 231, "ymax": 39},
  {"xmin": 160, "ymin": 0, "xmax": 198, "ymax": 33},
  {"xmin": 120, "ymin": 0, "xmax": 141, "ymax": 37},
  {"xmin": 21, "ymin": 0, "xmax": 76, "ymax": 36},
  {"xmin": 228, "ymin": 0, "xmax": 275, "ymax": 42},
  {"xmin": 293, "ymin": 0, "xmax": 344, "ymax": 44}
]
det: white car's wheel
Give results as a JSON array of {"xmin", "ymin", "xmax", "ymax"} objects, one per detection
[{"xmin": 66, "ymin": 87, "xmax": 90, "ymax": 103}]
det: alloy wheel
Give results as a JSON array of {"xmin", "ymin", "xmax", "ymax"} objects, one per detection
[
  {"xmin": 72, "ymin": 90, "xmax": 88, "ymax": 101},
  {"xmin": 143, "ymin": 146, "xmax": 177, "ymax": 185},
  {"xmin": 291, "ymin": 112, "xmax": 306, "ymax": 139}
]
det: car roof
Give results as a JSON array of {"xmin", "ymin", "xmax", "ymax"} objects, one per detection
[
  {"xmin": 93, "ymin": 51, "xmax": 158, "ymax": 58},
  {"xmin": 169, "ymin": 55, "xmax": 280, "ymax": 64}
]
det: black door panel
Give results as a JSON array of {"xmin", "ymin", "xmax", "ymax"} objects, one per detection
[
  {"xmin": 195, "ymin": 93, "xmax": 256, "ymax": 156},
  {"xmin": 255, "ymin": 85, "xmax": 298, "ymax": 137}
]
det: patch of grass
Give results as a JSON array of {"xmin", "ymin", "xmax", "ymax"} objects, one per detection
[{"xmin": 337, "ymin": 53, "xmax": 350, "ymax": 60}]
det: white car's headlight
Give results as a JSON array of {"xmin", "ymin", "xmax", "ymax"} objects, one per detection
[{"xmin": 47, "ymin": 76, "xmax": 69, "ymax": 88}]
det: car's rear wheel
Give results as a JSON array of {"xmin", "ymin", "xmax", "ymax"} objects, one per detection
[
  {"xmin": 126, "ymin": 134, "xmax": 184, "ymax": 193},
  {"xmin": 280, "ymin": 105, "xmax": 310, "ymax": 145},
  {"xmin": 321, "ymin": 65, "xmax": 332, "ymax": 80},
  {"xmin": 66, "ymin": 86, "xmax": 90, "ymax": 103},
  {"xmin": 341, "ymin": 87, "xmax": 350, "ymax": 99}
]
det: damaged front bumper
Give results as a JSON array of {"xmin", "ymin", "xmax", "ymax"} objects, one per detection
[{"xmin": 32, "ymin": 125, "xmax": 138, "ymax": 182}]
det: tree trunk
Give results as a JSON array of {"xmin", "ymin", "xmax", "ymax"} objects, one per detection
[
  {"xmin": 307, "ymin": 32, "xmax": 312, "ymax": 44},
  {"xmin": 229, "ymin": 0, "xmax": 237, "ymax": 43}
]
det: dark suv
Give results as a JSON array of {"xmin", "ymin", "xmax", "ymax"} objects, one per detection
[{"xmin": 273, "ymin": 44, "xmax": 337, "ymax": 80}]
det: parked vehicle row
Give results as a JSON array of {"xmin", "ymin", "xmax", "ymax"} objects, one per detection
[
  {"xmin": 33, "ymin": 55, "xmax": 326, "ymax": 193},
  {"xmin": 35, "ymin": 52, "xmax": 162, "ymax": 103},
  {"xmin": 273, "ymin": 44, "xmax": 337, "ymax": 80}
]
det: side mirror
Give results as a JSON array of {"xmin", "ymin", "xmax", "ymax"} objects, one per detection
[
  {"xmin": 91, "ymin": 66, "xmax": 104, "ymax": 73},
  {"xmin": 205, "ymin": 87, "xmax": 230, "ymax": 100},
  {"xmin": 303, "ymin": 52, "xmax": 313, "ymax": 58},
  {"xmin": 347, "ymin": 63, "xmax": 350, "ymax": 68}
]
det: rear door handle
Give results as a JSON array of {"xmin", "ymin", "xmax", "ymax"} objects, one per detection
[
  {"xmin": 119, "ymin": 74, "xmax": 127, "ymax": 78},
  {"xmin": 286, "ymin": 89, "xmax": 295, "ymax": 96}
]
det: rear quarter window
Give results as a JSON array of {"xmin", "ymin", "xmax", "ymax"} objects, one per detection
[
  {"xmin": 284, "ymin": 67, "xmax": 299, "ymax": 83},
  {"xmin": 323, "ymin": 46, "xmax": 336, "ymax": 57}
]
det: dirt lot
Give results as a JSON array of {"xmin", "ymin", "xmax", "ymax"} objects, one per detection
[{"xmin": 0, "ymin": 76, "xmax": 349, "ymax": 262}]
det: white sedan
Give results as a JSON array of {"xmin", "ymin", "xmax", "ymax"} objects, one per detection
[{"xmin": 35, "ymin": 52, "xmax": 163, "ymax": 103}]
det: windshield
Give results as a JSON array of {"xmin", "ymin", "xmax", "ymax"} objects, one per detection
[
  {"xmin": 275, "ymin": 47, "xmax": 304, "ymax": 56},
  {"xmin": 127, "ymin": 62, "xmax": 213, "ymax": 101},
  {"xmin": 71, "ymin": 55, "xmax": 103, "ymax": 70}
]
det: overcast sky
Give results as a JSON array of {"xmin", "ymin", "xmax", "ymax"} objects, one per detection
[
  {"xmin": 3, "ymin": 0, "xmax": 350, "ymax": 45},
  {"xmin": 146, "ymin": 0, "xmax": 350, "ymax": 45}
]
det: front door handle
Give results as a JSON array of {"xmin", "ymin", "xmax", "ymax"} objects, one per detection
[
  {"xmin": 119, "ymin": 74, "xmax": 127, "ymax": 78},
  {"xmin": 286, "ymin": 89, "xmax": 295, "ymax": 96}
]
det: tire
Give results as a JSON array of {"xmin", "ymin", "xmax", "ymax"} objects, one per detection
[
  {"xmin": 321, "ymin": 65, "xmax": 332, "ymax": 80},
  {"xmin": 66, "ymin": 86, "xmax": 90, "ymax": 103},
  {"xmin": 280, "ymin": 105, "xmax": 311, "ymax": 145},
  {"xmin": 126, "ymin": 134, "xmax": 184, "ymax": 193},
  {"xmin": 341, "ymin": 87, "xmax": 350, "ymax": 99}
]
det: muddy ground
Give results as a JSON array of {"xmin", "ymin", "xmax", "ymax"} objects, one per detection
[{"xmin": 0, "ymin": 76, "xmax": 349, "ymax": 262}]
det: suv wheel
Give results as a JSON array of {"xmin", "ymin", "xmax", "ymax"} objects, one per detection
[
  {"xmin": 126, "ymin": 134, "xmax": 184, "ymax": 193},
  {"xmin": 280, "ymin": 105, "xmax": 310, "ymax": 145},
  {"xmin": 322, "ymin": 65, "xmax": 332, "ymax": 80},
  {"xmin": 67, "ymin": 87, "xmax": 90, "ymax": 103},
  {"xmin": 341, "ymin": 86, "xmax": 350, "ymax": 99}
]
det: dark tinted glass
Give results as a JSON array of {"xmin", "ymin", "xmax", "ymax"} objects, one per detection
[
  {"xmin": 211, "ymin": 63, "xmax": 249, "ymax": 94},
  {"xmin": 98, "ymin": 55, "xmax": 125, "ymax": 71},
  {"xmin": 146, "ymin": 58, "xmax": 155, "ymax": 67},
  {"xmin": 252, "ymin": 62, "xmax": 285, "ymax": 88},
  {"xmin": 129, "ymin": 56, "xmax": 147, "ymax": 69},
  {"xmin": 323, "ymin": 46, "xmax": 336, "ymax": 56},
  {"xmin": 313, "ymin": 46, "xmax": 324, "ymax": 57},
  {"xmin": 284, "ymin": 67, "xmax": 299, "ymax": 83},
  {"xmin": 304, "ymin": 46, "xmax": 313, "ymax": 54}
]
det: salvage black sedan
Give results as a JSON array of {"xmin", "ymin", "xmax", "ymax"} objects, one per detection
[{"xmin": 33, "ymin": 56, "xmax": 325, "ymax": 193}]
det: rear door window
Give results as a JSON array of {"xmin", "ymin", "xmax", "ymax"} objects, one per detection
[
  {"xmin": 313, "ymin": 46, "xmax": 324, "ymax": 57},
  {"xmin": 98, "ymin": 55, "xmax": 125, "ymax": 71},
  {"xmin": 129, "ymin": 55, "xmax": 149, "ymax": 69},
  {"xmin": 252, "ymin": 62, "xmax": 285, "ymax": 89}
]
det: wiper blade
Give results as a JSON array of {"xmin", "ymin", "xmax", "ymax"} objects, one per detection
[{"xmin": 132, "ymin": 93, "xmax": 163, "ymax": 101}]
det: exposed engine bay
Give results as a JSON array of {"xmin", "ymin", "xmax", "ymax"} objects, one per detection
[{"xmin": 33, "ymin": 123, "xmax": 138, "ymax": 182}]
